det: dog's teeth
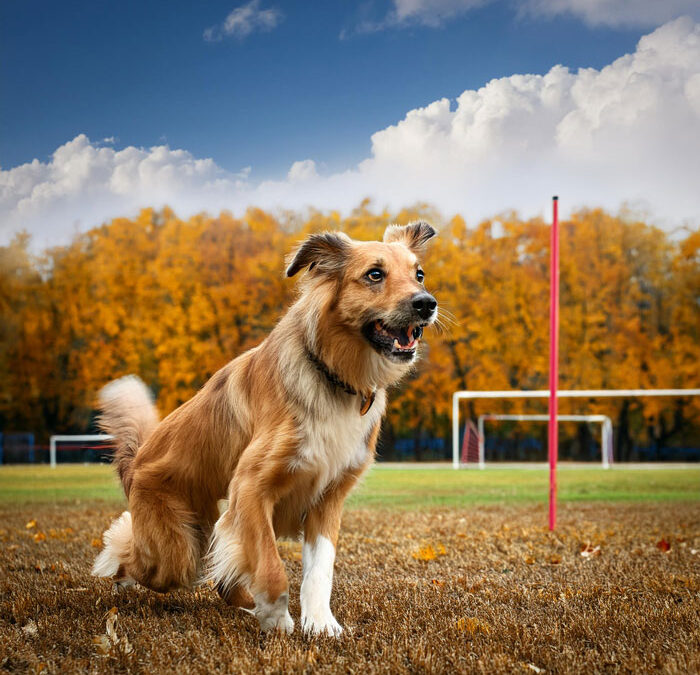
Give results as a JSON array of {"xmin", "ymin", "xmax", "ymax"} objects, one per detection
[{"xmin": 393, "ymin": 338, "xmax": 400, "ymax": 349}]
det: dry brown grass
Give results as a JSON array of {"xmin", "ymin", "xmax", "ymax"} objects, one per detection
[{"xmin": 1, "ymin": 502, "xmax": 699, "ymax": 674}]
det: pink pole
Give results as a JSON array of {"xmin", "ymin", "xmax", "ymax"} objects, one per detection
[{"xmin": 548, "ymin": 196, "xmax": 560, "ymax": 531}]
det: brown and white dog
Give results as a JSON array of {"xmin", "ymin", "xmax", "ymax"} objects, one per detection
[{"xmin": 93, "ymin": 221, "xmax": 438, "ymax": 636}]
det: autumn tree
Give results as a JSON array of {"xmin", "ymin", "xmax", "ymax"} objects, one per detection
[{"xmin": 1, "ymin": 204, "xmax": 697, "ymax": 460}]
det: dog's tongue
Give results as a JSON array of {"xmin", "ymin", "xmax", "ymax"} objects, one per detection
[{"xmin": 396, "ymin": 327, "xmax": 412, "ymax": 347}]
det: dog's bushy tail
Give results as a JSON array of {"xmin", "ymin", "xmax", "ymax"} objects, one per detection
[{"xmin": 97, "ymin": 375, "xmax": 159, "ymax": 498}]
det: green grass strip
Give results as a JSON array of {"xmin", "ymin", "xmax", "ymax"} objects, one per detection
[{"xmin": 0, "ymin": 463, "xmax": 698, "ymax": 508}]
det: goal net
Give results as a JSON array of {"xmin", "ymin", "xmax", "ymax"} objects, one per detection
[{"xmin": 460, "ymin": 420, "xmax": 481, "ymax": 466}]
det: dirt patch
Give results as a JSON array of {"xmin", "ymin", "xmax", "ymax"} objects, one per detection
[{"xmin": 1, "ymin": 502, "xmax": 699, "ymax": 674}]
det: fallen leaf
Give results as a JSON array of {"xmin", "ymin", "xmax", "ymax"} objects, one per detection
[
  {"xmin": 412, "ymin": 545, "xmax": 437, "ymax": 561},
  {"xmin": 580, "ymin": 545, "xmax": 601, "ymax": 559},
  {"xmin": 454, "ymin": 616, "xmax": 491, "ymax": 635},
  {"xmin": 33, "ymin": 532, "xmax": 46, "ymax": 543},
  {"xmin": 656, "ymin": 539, "xmax": 671, "ymax": 553},
  {"xmin": 548, "ymin": 554, "xmax": 562, "ymax": 564},
  {"xmin": 524, "ymin": 556, "xmax": 535, "ymax": 565},
  {"xmin": 25, "ymin": 520, "xmax": 37, "ymax": 530},
  {"xmin": 91, "ymin": 538, "xmax": 103, "ymax": 549},
  {"xmin": 96, "ymin": 607, "xmax": 133, "ymax": 656},
  {"xmin": 106, "ymin": 611, "xmax": 118, "ymax": 643},
  {"xmin": 431, "ymin": 579, "xmax": 445, "ymax": 587}
]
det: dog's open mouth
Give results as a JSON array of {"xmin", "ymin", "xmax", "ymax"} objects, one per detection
[{"xmin": 362, "ymin": 320, "xmax": 424, "ymax": 361}]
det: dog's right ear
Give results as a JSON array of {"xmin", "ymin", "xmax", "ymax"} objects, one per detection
[
  {"xmin": 285, "ymin": 232, "xmax": 351, "ymax": 277},
  {"xmin": 383, "ymin": 220, "xmax": 436, "ymax": 257}
]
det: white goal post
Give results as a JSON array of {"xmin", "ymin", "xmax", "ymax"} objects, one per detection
[
  {"xmin": 477, "ymin": 414, "xmax": 613, "ymax": 469},
  {"xmin": 49, "ymin": 434, "xmax": 113, "ymax": 468},
  {"xmin": 452, "ymin": 389, "xmax": 700, "ymax": 470}
]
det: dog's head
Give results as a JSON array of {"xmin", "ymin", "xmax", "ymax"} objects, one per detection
[{"xmin": 286, "ymin": 221, "xmax": 438, "ymax": 367}]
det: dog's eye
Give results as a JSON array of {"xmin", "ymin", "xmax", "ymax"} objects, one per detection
[
  {"xmin": 416, "ymin": 269, "xmax": 425, "ymax": 283},
  {"xmin": 366, "ymin": 269, "xmax": 384, "ymax": 282}
]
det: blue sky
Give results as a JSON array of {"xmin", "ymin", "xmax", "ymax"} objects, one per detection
[
  {"xmin": 2, "ymin": 1, "xmax": 700, "ymax": 246},
  {"xmin": 1, "ymin": 0, "xmax": 643, "ymax": 174}
]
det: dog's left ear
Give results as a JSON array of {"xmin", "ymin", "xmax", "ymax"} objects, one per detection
[
  {"xmin": 285, "ymin": 231, "xmax": 351, "ymax": 277},
  {"xmin": 383, "ymin": 221, "xmax": 437, "ymax": 256}
]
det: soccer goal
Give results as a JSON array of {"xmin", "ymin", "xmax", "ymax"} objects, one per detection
[
  {"xmin": 452, "ymin": 388, "xmax": 700, "ymax": 469},
  {"xmin": 476, "ymin": 414, "xmax": 613, "ymax": 469},
  {"xmin": 49, "ymin": 434, "xmax": 113, "ymax": 468}
]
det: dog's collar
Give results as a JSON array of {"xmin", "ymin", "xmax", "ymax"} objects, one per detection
[{"xmin": 305, "ymin": 347, "xmax": 376, "ymax": 416}]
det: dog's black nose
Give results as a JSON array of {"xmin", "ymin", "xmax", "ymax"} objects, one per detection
[{"xmin": 412, "ymin": 292, "xmax": 437, "ymax": 320}]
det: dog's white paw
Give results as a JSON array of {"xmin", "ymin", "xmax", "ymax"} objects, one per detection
[
  {"xmin": 302, "ymin": 611, "xmax": 343, "ymax": 637},
  {"xmin": 253, "ymin": 592, "xmax": 294, "ymax": 634}
]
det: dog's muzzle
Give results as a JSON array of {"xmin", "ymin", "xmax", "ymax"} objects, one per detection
[{"xmin": 362, "ymin": 292, "xmax": 438, "ymax": 362}]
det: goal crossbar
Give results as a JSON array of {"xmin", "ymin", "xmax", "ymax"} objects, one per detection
[
  {"xmin": 476, "ymin": 414, "xmax": 613, "ymax": 469},
  {"xmin": 452, "ymin": 388, "xmax": 700, "ymax": 469},
  {"xmin": 49, "ymin": 434, "xmax": 113, "ymax": 468}
]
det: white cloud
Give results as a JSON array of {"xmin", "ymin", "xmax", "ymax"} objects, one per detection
[
  {"xmin": 204, "ymin": 0, "xmax": 283, "ymax": 42},
  {"xmin": 393, "ymin": 0, "xmax": 491, "ymax": 26},
  {"xmin": 2, "ymin": 18, "xmax": 699, "ymax": 248},
  {"xmin": 522, "ymin": 0, "xmax": 700, "ymax": 28},
  {"xmin": 287, "ymin": 159, "xmax": 318, "ymax": 183},
  {"xmin": 347, "ymin": 0, "xmax": 700, "ymax": 32},
  {"xmin": 342, "ymin": 0, "xmax": 486, "ymax": 35},
  {"xmin": 0, "ymin": 135, "xmax": 252, "ymax": 249}
]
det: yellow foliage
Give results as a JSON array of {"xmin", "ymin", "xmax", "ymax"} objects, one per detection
[{"xmin": 0, "ymin": 205, "xmax": 697, "ymax": 456}]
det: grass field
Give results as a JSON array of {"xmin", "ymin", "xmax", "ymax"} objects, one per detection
[
  {"xmin": 1, "ymin": 464, "xmax": 699, "ymax": 673},
  {"xmin": 1, "ymin": 463, "xmax": 699, "ymax": 507}
]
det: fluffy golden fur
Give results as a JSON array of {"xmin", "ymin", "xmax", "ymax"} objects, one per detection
[{"xmin": 93, "ymin": 221, "xmax": 438, "ymax": 635}]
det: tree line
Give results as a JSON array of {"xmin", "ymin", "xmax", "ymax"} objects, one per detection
[{"xmin": 1, "ymin": 203, "xmax": 698, "ymax": 460}]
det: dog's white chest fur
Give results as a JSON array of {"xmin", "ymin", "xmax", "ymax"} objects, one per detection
[{"xmin": 290, "ymin": 389, "xmax": 385, "ymax": 497}]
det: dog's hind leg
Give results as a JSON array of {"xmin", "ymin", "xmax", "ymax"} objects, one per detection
[
  {"xmin": 125, "ymin": 489, "xmax": 201, "ymax": 593},
  {"xmin": 94, "ymin": 488, "xmax": 201, "ymax": 594}
]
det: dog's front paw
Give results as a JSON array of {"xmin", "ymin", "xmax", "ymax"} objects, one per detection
[
  {"xmin": 253, "ymin": 592, "xmax": 294, "ymax": 634},
  {"xmin": 258, "ymin": 609, "xmax": 294, "ymax": 634},
  {"xmin": 301, "ymin": 611, "xmax": 343, "ymax": 637}
]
